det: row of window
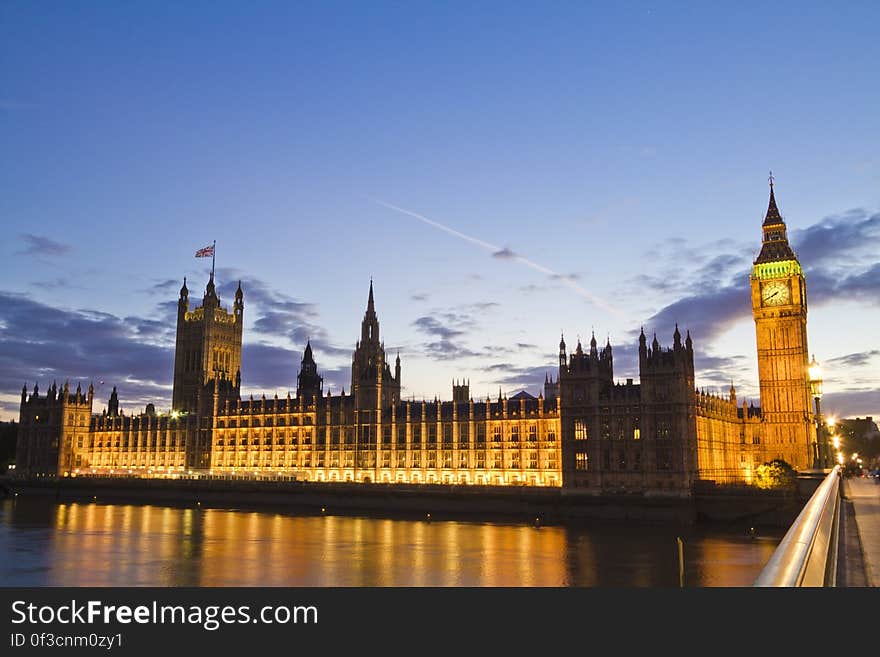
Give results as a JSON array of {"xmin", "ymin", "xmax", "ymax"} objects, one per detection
[
  {"xmin": 573, "ymin": 448, "xmax": 674, "ymax": 471},
  {"xmin": 217, "ymin": 416, "xmax": 313, "ymax": 428},
  {"xmin": 211, "ymin": 453, "xmax": 559, "ymax": 469},
  {"xmin": 77, "ymin": 455, "xmax": 185, "ymax": 467},
  {"xmin": 573, "ymin": 419, "xmax": 674, "ymax": 440},
  {"xmin": 83, "ymin": 436, "xmax": 184, "ymax": 449}
]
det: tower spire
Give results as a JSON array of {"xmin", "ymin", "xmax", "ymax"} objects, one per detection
[
  {"xmin": 367, "ymin": 278, "xmax": 375, "ymax": 313},
  {"xmin": 763, "ymin": 173, "xmax": 783, "ymax": 226},
  {"xmin": 755, "ymin": 175, "xmax": 796, "ymax": 264}
]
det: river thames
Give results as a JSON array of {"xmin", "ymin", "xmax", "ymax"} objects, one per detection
[{"xmin": 0, "ymin": 498, "xmax": 781, "ymax": 587}]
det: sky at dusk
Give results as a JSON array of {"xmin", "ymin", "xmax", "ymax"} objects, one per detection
[{"xmin": 1, "ymin": 2, "xmax": 878, "ymax": 422}]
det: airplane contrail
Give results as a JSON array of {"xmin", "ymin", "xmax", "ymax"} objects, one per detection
[{"xmin": 372, "ymin": 198, "xmax": 624, "ymax": 317}]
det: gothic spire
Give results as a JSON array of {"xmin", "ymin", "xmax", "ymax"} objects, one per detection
[
  {"xmin": 763, "ymin": 172, "xmax": 784, "ymax": 226},
  {"xmin": 361, "ymin": 279, "xmax": 380, "ymax": 343},
  {"xmin": 204, "ymin": 272, "xmax": 217, "ymax": 301},
  {"xmin": 755, "ymin": 175, "xmax": 797, "ymax": 264}
]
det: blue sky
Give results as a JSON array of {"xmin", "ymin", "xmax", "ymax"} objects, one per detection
[{"xmin": 2, "ymin": 1, "xmax": 879, "ymax": 421}]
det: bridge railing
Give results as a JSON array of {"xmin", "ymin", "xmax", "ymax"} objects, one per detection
[{"xmin": 753, "ymin": 465, "xmax": 841, "ymax": 587}]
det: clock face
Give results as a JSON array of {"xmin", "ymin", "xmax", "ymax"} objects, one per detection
[{"xmin": 762, "ymin": 281, "xmax": 790, "ymax": 306}]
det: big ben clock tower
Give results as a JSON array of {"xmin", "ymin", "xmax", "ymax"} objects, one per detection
[{"xmin": 750, "ymin": 175, "xmax": 815, "ymax": 469}]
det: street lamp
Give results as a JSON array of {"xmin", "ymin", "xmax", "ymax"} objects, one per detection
[{"xmin": 808, "ymin": 355, "xmax": 825, "ymax": 469}]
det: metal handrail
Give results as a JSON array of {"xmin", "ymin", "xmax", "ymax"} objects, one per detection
[{"xmin": 753, "ymin": 465, "xmax": 841, "ymax": 587}]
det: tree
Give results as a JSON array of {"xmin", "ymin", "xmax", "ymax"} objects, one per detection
[{"xmin": 755, "ymin": 459, "xmax": 797, "ymax": 490}]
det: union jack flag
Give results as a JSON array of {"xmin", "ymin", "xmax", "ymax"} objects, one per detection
[{"xmin": 195, "ymin": 245, "xmax": 214, "ymax": 258}]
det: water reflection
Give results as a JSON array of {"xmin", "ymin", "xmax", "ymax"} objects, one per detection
[{"xmin": 0, "ymin": 498, "xmax": 779, "ymax": 587}]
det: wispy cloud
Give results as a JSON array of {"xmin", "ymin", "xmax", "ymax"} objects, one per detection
[
  {"xmin": 17, "ymin": 234, "xmax": 71, "ymax": 257},
  {"xmin": 0, "ymin": 291, "xmax": 175, "ymax": 418},
  {"xmin": 492, "ymin": 248, "xmax": 517, "ymax": 260},
  {"xmin": 215, "ymin": 271, "xmax": 351, "ymax": 358},
  {"xmin": 28, "ymin": 278, "xmax": 84, "ymax": 291},
  {"xmin": 636, "ymin": 209, "xmax": 880, "ymax": 344},
  {"xmin": 484, "ymin": 362, "xmax": 556, "ymax": 394},
  {"xmin": 791, "ymin": 210, "xmax": 880, "ymax": 268},
  {"xmin": 142, "ymin": 279, "xmax": 181, "ymax": 295},
  {"xmin": 412, "ymin": 312, "xmax": 480, "ymax": 361},
  {"xmin": 239, "ymin": 343, "xmax": 349, "ymax": 394},
  {"xmin": 372, "ymin": 199, "xmax": 624, "ymax": 317},
  {"xmin": 826, "ymin": 350, "xmax": 880, "ymax": 368},
  {"xmin": 409, "ymin": 301, "xmax": 504, "ymax": 362}
]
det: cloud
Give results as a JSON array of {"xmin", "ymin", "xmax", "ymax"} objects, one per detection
[
  {"xmin": 413, "ymin": 316, "xmax": 467, "ymax": 341},
  {"xmin": 492, "ymin": 247, "xmax": 517, "ymax": 260},
  {"xmin": 143, "ymin": 279, "xmax": 181, "ymax": 295},
  {"xmin": 373, "ymin": 199, "xmax": 623, "ymax": 316},
  {"xmin": 0, "ymin": 284, "xmax": 355, "ymax": 419},
  {"xmin": 0, "ymin": 291, "xmax": 175, "ymax": 417},
  {"xmin": 466, "ymin": 301, "xmax": 500, "ymax": 314},
  {"xmin": 637, "ymin": 208, "xmax": 880, "ymax": 345},
  {"xmin": 409, "ymin": 301, "xmax": 504, "ymax": 362},
  {"xmin": 483, "ymin": 362, "xmax": 518, "ymax": 372},
  {"xmin": 410, "ymin": 293, "xmax": 429, "ymax": 302},
  {"xmin": 643, "ymin": 284, "xmax": 751, "ymax": 344},
  {"xmin": 791, "ymin": 211, "xmax": 880, "ymax": 268},
  {"xmin": 17, "ymin": 234, "xmax": 71, "ymax": 257},
  {"xmin": 239, "ymin": 342, "xmax": 352, "ymax": 397},
  {"xmin": 485, "ymin": 363, "xmax": 556, "ymax": 394},
  {"xmin": 826, "ymin": 350, "xmax": 880, "ymax": 368},
  {"xmin": 412, "ymin": 314, "xmax": 477, "ymax": 360},
  {"xmin": 411, "ymin": 310, "xmax": 483, "ymax": 361},
  {"xmin": 213, "ymin": 271, "xmax": 351, "ymax": 358},
  {"xmin": 823, "ymin": 263, "xmax": 880, "ymax": 303},
  {"xmin": 28, "ymin": 278, "xmax": 84, "ymax": 291},
  {"xmin": 822, "ymin": 389, "xmax": 880, "ymax": 420}
]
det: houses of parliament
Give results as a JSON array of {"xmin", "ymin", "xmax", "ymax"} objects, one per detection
[{"xmin": 14, "ymin": 184, "xmax": 818, "ymax": 493}]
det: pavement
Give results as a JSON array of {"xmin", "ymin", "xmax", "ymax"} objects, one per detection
[{"xmin": 843, "ymin": 476, "xmax": 880, "ymax": 587}]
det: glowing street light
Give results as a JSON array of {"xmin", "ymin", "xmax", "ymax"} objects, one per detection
[{"xmin": 808, "ymin": 355, "xmax": 826, "ymax": 468}]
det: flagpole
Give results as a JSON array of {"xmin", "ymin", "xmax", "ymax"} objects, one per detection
[{"xmin": 212, "ymin": 240, "xmax": 216, "ymax": 279}]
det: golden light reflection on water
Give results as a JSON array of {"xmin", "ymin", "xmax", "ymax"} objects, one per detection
[{"xmin": 0, "ymin": 499, "xmax": 780, "ymax": 587}]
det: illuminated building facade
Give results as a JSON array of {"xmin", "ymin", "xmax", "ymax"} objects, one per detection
[
  {"xmin": 749, "ymin": 178, "xmax": 816, "ymax": 469},
  {"xmin": 15, "ymin": 184, "xmax": 814, "ymax": 491}
]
